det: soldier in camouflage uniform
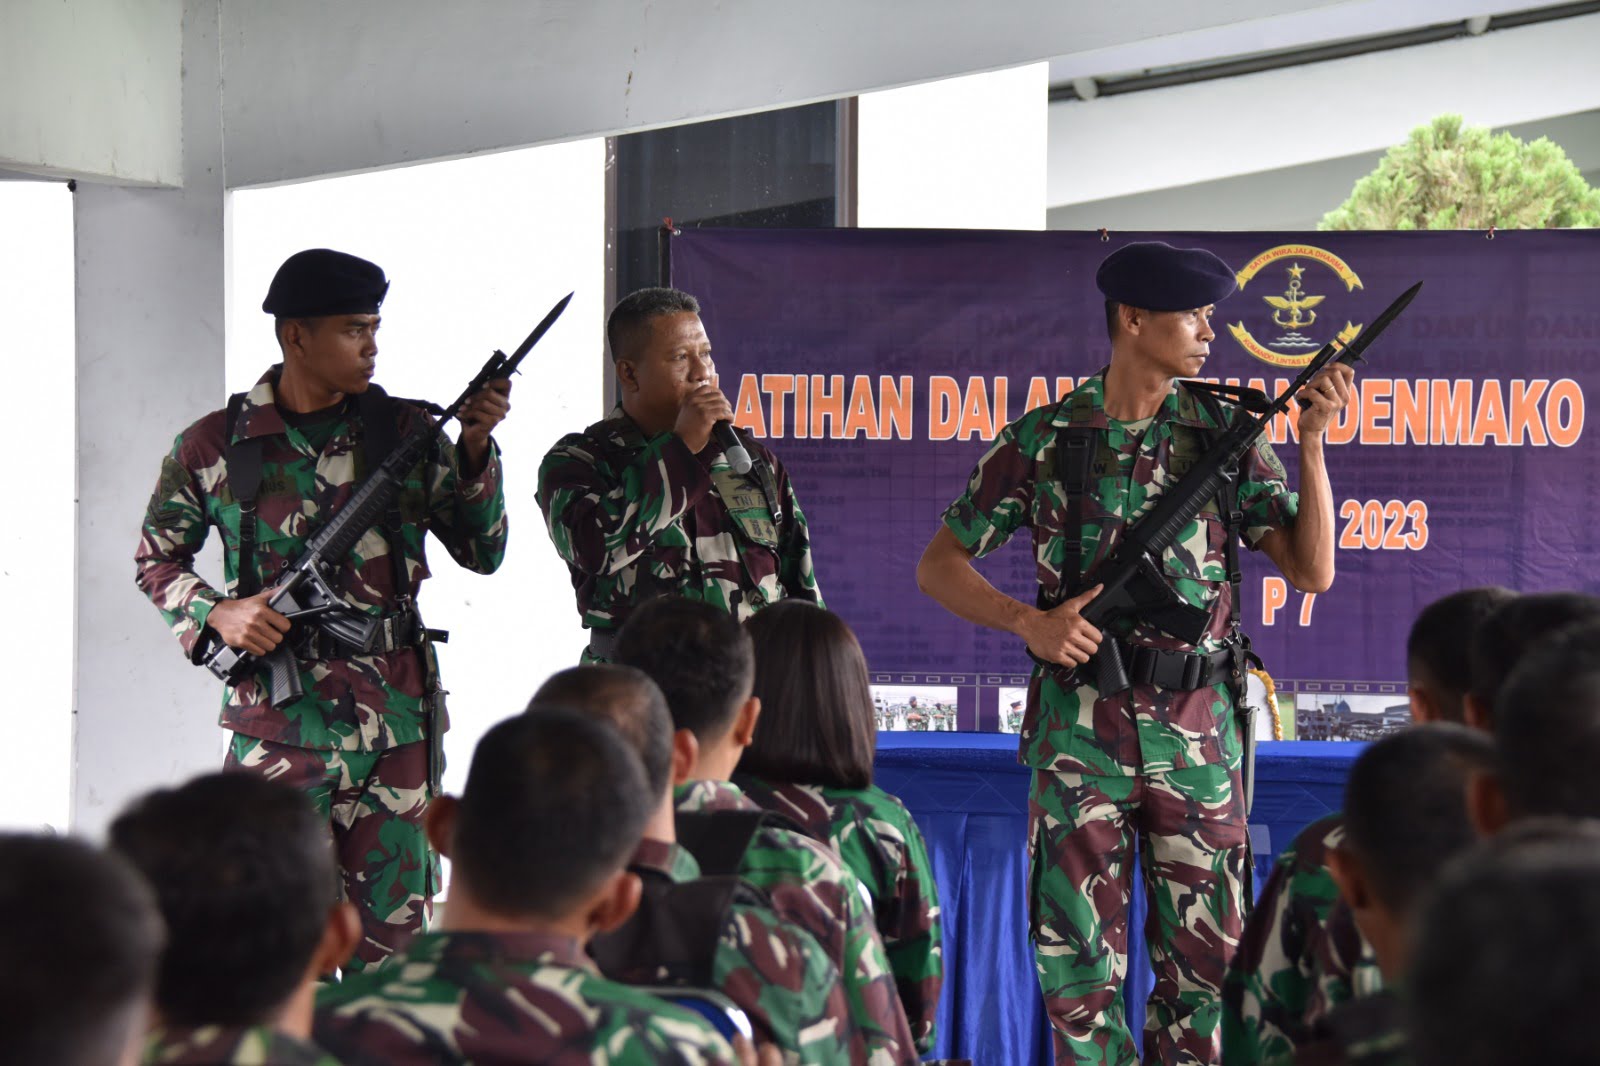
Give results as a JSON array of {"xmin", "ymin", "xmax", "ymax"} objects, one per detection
[
  {"xmin": 917, "ymin": 242, "xmax": 1354, "ymax": 1064},
  {"xmin": 617, "ymin": 597, "xmax": 919, "ymax": 1065},
  {"xmin": 134, "ymin": 249, "xmax": 510, "ymax": 970},
  {"xmin": 316, "ymin": 709, "xmax": 741, "ymax": 1066},
  {"xmin": 537, "ymin": 287, "xmax": 820, "ymax": 661},
  {"xmin": 739, "ymin": 600, "xmax": 944, "ymax": 1053},
  {"xmin": 110, "ymin": 773, "xmax": 359, "ymax": 1066},
  {"xmin": 532, "ymin": 664, "xmax": 859, "ymax": 1065},
  {"xmin": 1222, "ymin": 586, "xmax": 1514, "ymax": 1064}
]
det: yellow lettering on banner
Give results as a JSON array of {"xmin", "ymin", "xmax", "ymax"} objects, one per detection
[
  {"xmin": 880, "ymin": 375, "xmax": 914, "ymax": 440},
  {"xmin": 733, "ymin": 374, "xmax": 767, "ymax": 438},
  {"xmin": 1430, "ymin": 380, "xmax": 1472, "ymax": 446},
  {"xmin": 929, "ymin": 376, "xmax": 961, "ymax": 441},
  {"xmin": 957, "ymin": 376, "xmax": 993, "ymax": 441},
  {"xmin": 1392, "ymin": 379, "xmax": 1427, "ymax": 445},
  {"xmin": 761, "ymin": 375, "xmax": 794, "ymax": 438},
  {"xmin": 1024, "ymin": 376, "xmax": 1053, "ymax": 412},
  {"xmin": 1549, "ymin": 378, "xmax": 1584, "ymax": 447},
  {"xmin": 1468, "ymin": 380, "xmax": 1509, "ymax": 446},
  {"xmin": 812, "ymin": 374, "xmax": 845, "ymax": 439},
  {"xmin": 1510, "ymin": 380, "xmax": 1549, "ymax": 446},
  {"xmin": 843, "ymin": 374, "xmax": 878, "ymax": 439}
]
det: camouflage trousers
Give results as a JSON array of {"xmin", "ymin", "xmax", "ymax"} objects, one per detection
[
  {"xmin": 1028, "ymin": 764, "xmax": 1247, "ymax": 1065},
  {"xmin": 225, "ymin": 735, "xmax": 438, "ymax": 972}
]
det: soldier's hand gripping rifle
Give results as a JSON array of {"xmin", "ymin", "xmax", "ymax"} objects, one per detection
[
  {"xmin": 203, "ymin": 292, "xmax": 574, "ymax": 707},
  {"xmin": 1038, "ymin": 281, "xmax": 1422, "ymax": 696}
]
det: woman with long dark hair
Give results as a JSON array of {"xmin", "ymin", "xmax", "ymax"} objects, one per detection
[{"xmin": 736, "ymin": 600, "xmax": 943, "ymax": 1053}]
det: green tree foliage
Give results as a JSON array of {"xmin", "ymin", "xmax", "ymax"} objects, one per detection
[{"xmin": 1320, "ymin": 114, "xmax": 1600, "ymax": 230}]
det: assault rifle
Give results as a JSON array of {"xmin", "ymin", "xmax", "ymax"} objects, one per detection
[
  {"xmin": 203, "ymin": 292, "xmax": 574, "ymax": 708},
  {"xmin": 1043, "ymin": 281, "xmax": 1422, "ymax": 697}
]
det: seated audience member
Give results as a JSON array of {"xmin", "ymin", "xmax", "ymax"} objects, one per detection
[
  {"xmin": 1408, "ymin": 823, "xmax": 1600, "ymax": 1066},
  {"xmin": 0, "ymin": 834, "xmax": 164, "ymax": 1066},
  {"xmin": 1471, "ymin": 618, "xmax": 1600, "ymax": 832},
  {"xmin": 738, "ymin": 600, "xmax": 943, "ymax": 1052},
  {"xmin": 615, "ymin": 596, "xmax": 917, "ymax": 1063},
  {"xmin": 532, "ymin": 665, "xmax": 858, "ymax": 1065},
  {"xmin": 1463, "ymin": 590, "xmax": 1600, "ymax": 727},
  {"xmin": 314, "ymin": 710, "xmax": 741, "ymax": 1065},
  {"xmin": 109, "ymin": 773, "xmax": 357, "ymax": 1065},
  {"xmin": 1222, "ymin": 586, "xmax": 1512, "ymax": 1065},
  {"xmin": 1290, "ymin": 724, "xmax": 1496, "ymax": 1065}
]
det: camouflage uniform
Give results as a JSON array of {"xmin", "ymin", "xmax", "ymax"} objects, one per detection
[
  {"xmin": 537, "ymin": 407, "xmax": 821, "ymax": 651},
  {"xmin": 143, "ymin": 1024, "xmax": 340, "ymax": 1065},
  {"xmin": 135, "ymin": 366, "xmax": 507, "ymax": 969},
  {"xmin": 1291, "ymin": 992, "xmax": 1409, "ymax": 1066},
  {"xmin": 313, "ymin": 930, "xmax": 737, "ymax": 1065},
  {"xmin": 735, "ymin": 775, "xmax": 944, "ymax": 1052},
  {"xmin": 941, "ymin": 372, "xmax": 1298, "ymax": 1065},
  {"xmin": 628, "ymin": 837, "xmax": 857, "ymax": 1065},
  {"xmin": 675, "ymin": 779, "xmax": 918, "ymax": 1065},
  {"xmin": 1223, "ymin": 813, "xmax": 1383, "ymax": 1065}
]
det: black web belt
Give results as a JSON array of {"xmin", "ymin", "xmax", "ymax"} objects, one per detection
[
  {"xmin": 1111, "ymin": 639, "xmax": 1236, "ymax": 692},
  {"xmin": 588, "ymin": 629, "xmax": 619, "ymax": 660},
  {"xmin": 294, "ymin": 607, "xmax": 443, "ymax": 662}
]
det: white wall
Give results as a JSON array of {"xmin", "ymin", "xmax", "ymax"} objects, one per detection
[
  {"xmin": 0, "ymin": 0, "xmax": 181, "ymax": 185},
  {"xmin": 217, "ymin": 0, "xmax": 1348, "ymax": 189},
  {"xmin": 0, "ymin": 181, "xmax": 75, "ymax": 832},
  {"xmin": 229, "ymin": 138, "xmax": 606, "ymax": 796},
  {"xmin": 857, "ymin": 65, "xmax": 1049, "ymax": 230},
  {"xmin": 1048, "ymin": 13, "xmax": 1600, "ymax": 209}
]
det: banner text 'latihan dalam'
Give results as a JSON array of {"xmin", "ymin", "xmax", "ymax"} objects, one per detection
[{"xmin": 728, "ymin": 374, "xmax": 1586, "ymax": 448}]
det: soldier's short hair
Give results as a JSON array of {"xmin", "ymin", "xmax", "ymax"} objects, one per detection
[
  {"xmin": 1467, "ymin": 591, "xmax": 1600, "ymax": 719},
  {"xmin": 453, "ymin": 709, "xmax": 652, "ymax": 918},
  {"xmin": 1405, "ymin": 586, "xmax": 1515, "ymax": 721},
  {"xmin": 1494, "ymin": 620, "xmax": 1600, "ymax": 820},
  {"xmin": 615, "ymin": 596, "xmax": 754, "ymax": 743},
  {"xmin": 607, "ymin": 287, "xmax": 701, "ymax": 363},
  {"xmin": 530, "ymin": 665, "xmax": 676, "ymax": 800},
  {"xmin": 742, "ymin": 601, "xmax": 876, "ymax": 790},
  {"xmin": 109, "ymin": 772, "xmax": 335, "ymax": 1027},
  {"xmin": 0, "ymin": 834, "xmax": 163, "ymax": 1066},
  {"xmin": 1409, "ymin": 825, "xmax": 1600, "ymax": 1066},
  {"xmin": 1104, "ymin": 300, "xmax": 1121, "ymax": 341},
  {"xmin": 1340, "ymin": 724, "xmax": 1495, "ymax": 915}
]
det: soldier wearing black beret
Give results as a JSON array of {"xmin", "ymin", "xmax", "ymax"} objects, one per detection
[
  {"xmin": 136, "ymin": 248, "xmax": 515, "ymax": 972},
  {"xmin": 918, "ymin": 240, "xmax": 1355, "ymax": 1063}
]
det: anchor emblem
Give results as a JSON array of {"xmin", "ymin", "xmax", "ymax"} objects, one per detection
[{"xmin": 1264, "ymin": 263, "xmax": 1325, "ymax": 332}]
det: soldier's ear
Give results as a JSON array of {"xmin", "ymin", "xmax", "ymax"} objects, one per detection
[
  {"xmin": 424, "ymin": 795, "xmax": 459, "ymax": 860},
  {"xmin": 670, "ymin": 728, "xmax": 699, "ymax": 787},
  {"xmin": 588, "ymin": 870, "xmax": 642, "ymax": 936},
  {"xmin": 1120, "ymin": 305, "xmax": 1144, "ymax": 337},
  {"xmin": 1468, "ymin": 768, "xmax": 1510, "ymax": 838},
  {"xmin": 1325, "ymin": 844, "xmax": 1371, "ymax": 913},
  {"xmin": 311, "ymin": 902, "xmax": 363, "ymax": 977},
  {"xmin": 615, "ymin": 357, "xmax": 640, "ymax": 394},
  {"xmin": 1407, "ymin": 683, "xmax": 1439, "ymax": 725},
  {"xmin": 731, "ymin": 696, "xmax": 762, "ymax": 749}
]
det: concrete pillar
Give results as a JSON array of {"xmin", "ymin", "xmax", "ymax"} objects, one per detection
[{"xmin": 72, "ymin": 0, "xmax": 227, "ymax": 835}]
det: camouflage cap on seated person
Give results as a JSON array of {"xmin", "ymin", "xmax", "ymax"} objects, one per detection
[
  {"xmin": 263, "ymin": 248, "xmax": 390, "ymax": 317},
  {"xmin": 1096, "ymin": 240, "xmax": 1237, "ymax": 310}
]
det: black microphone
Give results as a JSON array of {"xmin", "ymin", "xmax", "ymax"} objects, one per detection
[{"xmin": 714, "ymin": 421, "xmax": 753, "ymax": 474}]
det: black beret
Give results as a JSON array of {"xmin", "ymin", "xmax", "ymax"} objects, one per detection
[
  {"xmin": 1095, "ymin": 241, "xmax": 1237, "ymax": 311},
  {"xmin": 262, "ymin": 248, "xmax": 389, "ymax": 317}
]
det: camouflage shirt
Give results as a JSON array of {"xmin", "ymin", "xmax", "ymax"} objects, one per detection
[
  {"xmin": 1292, "ymin": 991, "xmax": 1410, "ymax": 1066},
  {"xmin": 313, "ymin": 930, "xmax": 737, "ymax": 1065},
  {"xmin": 135, "ymin": 367, "xmax": 507, "ymax": 751},
  {"xmin": 734, "ymin": 776, "xmax": 943, "ymax": 1053},
  {"xmin": 675, "ymin": 780, "xmax": 917, "ymax": 1065},
  {"xmin": 143, "ymin": 1023, "xmax": 340, "ymax": 1065},
  {"xmin": 628, "ymin": 837, "xmax": 857, "ymax": 1065},
  {"xmin": 1223, "ymin": 812, "xmax": 1384, "ymax": 1065},
  {"xmin": 537, "ymin": 407, "xmax": 821, "ymax": 639},
  {"xmin": 942, "ymin": 372, "xmax": 1298, "ymax": 774}
]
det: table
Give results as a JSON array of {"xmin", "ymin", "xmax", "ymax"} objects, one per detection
[{"xmin": 873, "ymin": 733, "xmax": 1361, "ymax": 1064}]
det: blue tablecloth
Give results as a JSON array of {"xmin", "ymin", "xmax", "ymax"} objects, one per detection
[{"xmin": 873, "ymin": 733, "xmax": 1361, "ymax": 1065}]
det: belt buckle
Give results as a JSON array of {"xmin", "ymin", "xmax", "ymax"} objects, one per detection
[{"xmin": 1181, "ymin": 652, "xmax": 1204, "ymax": 690}]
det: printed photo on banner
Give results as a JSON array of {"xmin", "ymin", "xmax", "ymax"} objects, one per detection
[
  {"xmin": 872, "ymin": 685, "xmax": 960, "ymax": 732},
  {"xmin": 1295, "ymin": 692, "xmax": 1411, "ymax": 742},
  {"xmin": 997, "ymin": 686, "xmax": 1029, "ymax": 734}
]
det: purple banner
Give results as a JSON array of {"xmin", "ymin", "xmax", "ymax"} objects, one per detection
[{"xmin": 673, "ymin": 229, "xmax": 1600, "ymax": 732}]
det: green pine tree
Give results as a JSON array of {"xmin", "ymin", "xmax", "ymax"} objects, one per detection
[{"xmin": 1319, "ymin": 114, "xmax": 1600, "ymax": 230}]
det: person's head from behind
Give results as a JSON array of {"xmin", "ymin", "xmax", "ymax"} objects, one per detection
[
  {"xmin": 1465, "ymin": 591, "xmax": 1600, "ymax": 728},
  {"xmin": 108, "ymin": 772, "xmax": 358, "ymax": 1034},
  {"xmin": 1326, "ymin": 724, "xmax": 1495, "ymax": 982},
  {"xmin": 608, "ymin": 287, "xmax": 711, "ymax": 432},
  {"xmin": 1470, "ymin": 620, "xmax": 1600, "ymax": 836},
  {"xmin": 0, "ymin": 834, "xmax": 164, "ymax": 1066},
  {"xmin": 1405, "ymin": 586, "xmax": 1515, "ymax": 725},
  {"xmin": 531, "ymin": 665, "xmax": 686, "ymax": 806},
  {"xmin": 615, "ymin": 596, "xmax": 759, "ymax": 781},
  {"xmin": 1409, "ymin": 823, "xmax": 1600, "ymax": 1066},
  {"xmin": 427, "ymin": 709, "xmax": 653, "ymax": 939},
  {"xmin": 742, "ymin": 601, "xmax": 876, "ymax": 791}
]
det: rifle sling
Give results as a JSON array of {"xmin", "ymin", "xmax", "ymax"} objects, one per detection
[{"xmin": 224, "ymin": 393, "xmax": 264, "ymax": 598}]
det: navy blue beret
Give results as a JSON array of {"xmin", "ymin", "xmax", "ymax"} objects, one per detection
[
  {"xmin": 1095, "ymin": 241, "xmax": 1237, "ymax": 311},
  {"xmin": 262, "ymin": 248, "xmax": 389, "ymax": 317}
]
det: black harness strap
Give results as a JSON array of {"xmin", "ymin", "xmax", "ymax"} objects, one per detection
[
  {"xmin": 1052, "ymin": 427, "xmax": 1095, "ymax": 606},
  {"xmin": 675, "ymin": 809, "xmax": 809, "ymax": 878},
  {"xmin": 354, "ymin": 385, "xmax": 412, "ymax": 602},
  {"xmin": 224, "ymin": 393, "xmax": 265, "ymax": 598}
]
